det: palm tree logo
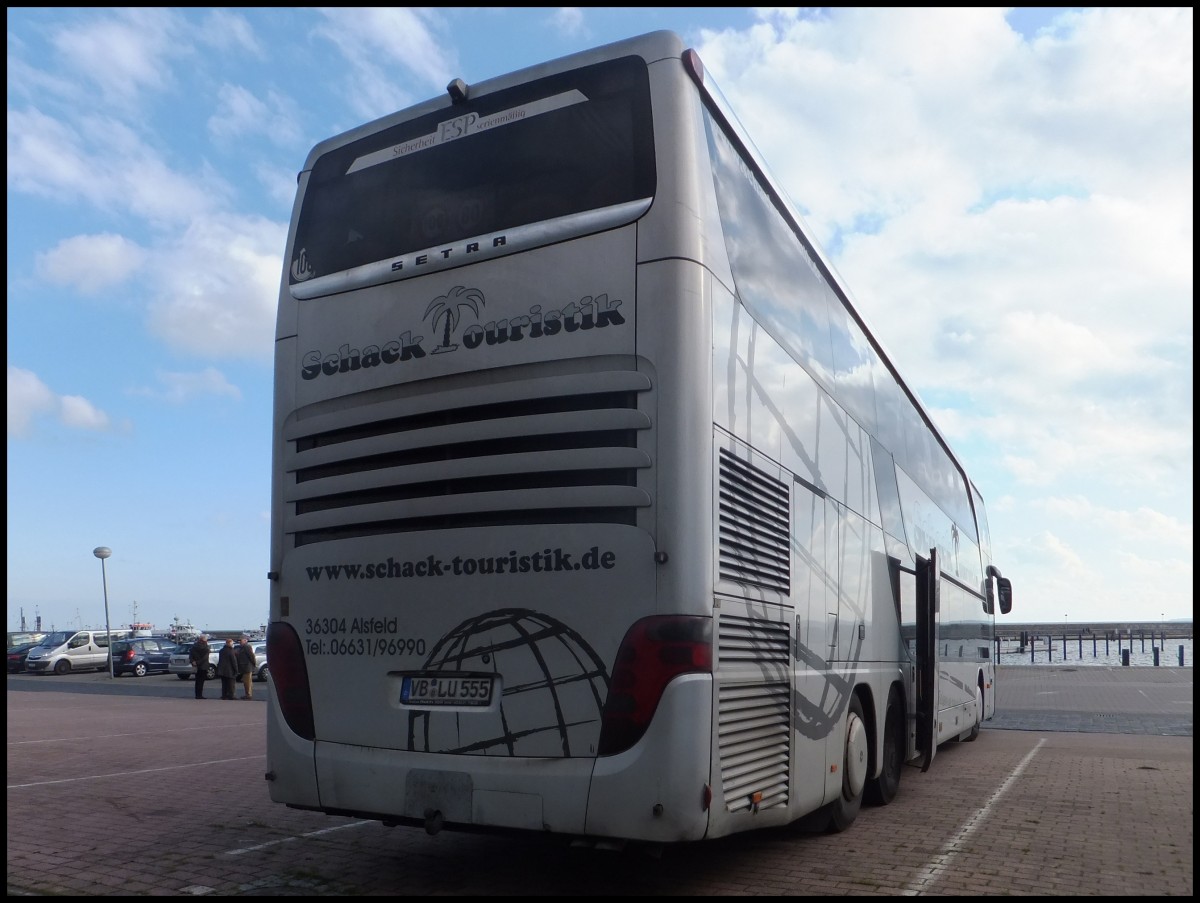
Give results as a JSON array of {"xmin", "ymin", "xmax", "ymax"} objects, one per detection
[{"xmin": 424, "ymin": 286, "xmax": 485, "ymax": 354}]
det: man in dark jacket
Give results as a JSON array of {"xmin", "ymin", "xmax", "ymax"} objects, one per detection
[
  {"xmin": 216, "ymin": 638, "xmax": 239, "ymax": 700},
  {"xmin": 235, "ymin": 636, "xmax": 257, "ymax": 700},
  {"xmin": 189, "ymin": 635, "xmax": 211, "ymax": 699}
]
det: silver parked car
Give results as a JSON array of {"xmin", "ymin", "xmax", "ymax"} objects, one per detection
[
  {"xmin": 168, "ymin": 641, "xmax": 218, "ymax": 681},
  {"xmin": 252, "ymin": 642, "xmax": 269, "ymax": 682}
]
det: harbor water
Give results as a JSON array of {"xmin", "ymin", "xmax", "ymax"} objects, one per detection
[{"xmin": 996, "ymin": 634, "xmax": 1192, "ymax": 667}]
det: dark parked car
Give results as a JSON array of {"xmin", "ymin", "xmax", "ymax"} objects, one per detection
[
  {"xmin": 7, "ymin": 642, "xmax": 40, "ymax": 673},
  {"xmin": 111, "ymin": 637, "xmax": 180, "ymax": 677}
]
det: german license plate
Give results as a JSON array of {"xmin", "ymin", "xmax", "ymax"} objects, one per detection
[{"xmin": 401, "ymin": 673, "xmax": 493, "ymax": 707}]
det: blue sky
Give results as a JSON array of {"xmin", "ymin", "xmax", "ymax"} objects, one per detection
[{"xmin": 7, "ymin": 8, "xmax": 1193, "ymax": 634}]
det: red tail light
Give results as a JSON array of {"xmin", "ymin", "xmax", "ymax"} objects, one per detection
[
  {"xmin": 267, "ymin": 621, "xmax": 315, "ymax": 740},
  {"xmin": 597, "ymin": 615, "xmax": 712, "ymax": 756},
  {"xmin": 122, "ymin": 649, "xmax": 135, "ymax": 662}
]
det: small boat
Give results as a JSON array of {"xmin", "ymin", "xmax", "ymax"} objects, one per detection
[{"xmin": 166, "ymin": 617, "xmax": 200, "ymax": 643}]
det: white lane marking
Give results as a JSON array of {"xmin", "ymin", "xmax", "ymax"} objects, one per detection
[
  {"xmin": 7, "ymin": 755, "xmax": 264, "ymax": 789},
  {"xmin": 8, "ymin": 723, "xmax": 262, "ymax": 745},
  {"xmin": 224, "ymin": 820, "xmax": 374, "ymax": 855},
  {"xmin": 901, "ymin": 738, "xmax": 1047, "ymax": 896}
]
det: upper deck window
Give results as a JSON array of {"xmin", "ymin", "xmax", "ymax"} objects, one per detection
[{"xmin": 290, "ymin": 55, "xmax": 655, "ymax": 289}]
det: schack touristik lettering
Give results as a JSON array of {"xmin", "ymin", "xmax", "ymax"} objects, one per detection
[{"xmin": 300, "ymin": 285, "xmax": 626, "ymax": 381}]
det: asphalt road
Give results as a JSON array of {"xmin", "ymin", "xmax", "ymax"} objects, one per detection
[{"xmin": 6, "ymin": 665, "xmax": 1193, "ymax": 896}]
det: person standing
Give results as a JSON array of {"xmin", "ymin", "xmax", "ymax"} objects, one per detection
[
  {"xmin": 189, "ymin": 635, "xmax": 211, "ymax": 699},
  {"xmin": 236, "ymin": 636, "xmax": 257, "ymax": 700},
  {"xmin": 217, "ymin": 638, "xmax": 239, "ymax": 700}
]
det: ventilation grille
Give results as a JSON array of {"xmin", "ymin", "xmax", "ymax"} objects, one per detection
[
  {"xmin": 718, "ymin": 449, "xmax": 791, "ymax": 593},
  {"xmin": 718, "ymin": 613, "xmax": 791, "ymax": 666},
  {"xmin": 285, "ymin": 369, "xmax": 653, "ymax": 546},
  {"xmin": 717, "ymin": 680, "xmax": 790, "ymax": 813},
  {"xmin": 717, "ymin": 614, "xmax": 790, "ymax": 813}
]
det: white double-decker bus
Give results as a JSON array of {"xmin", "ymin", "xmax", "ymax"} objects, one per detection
[{"xmin": 266, "ymin": 30, "xmax": 1013, "ymax": 845}]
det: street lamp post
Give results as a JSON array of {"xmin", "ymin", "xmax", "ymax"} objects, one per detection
[{"xmin": 93, "ymin": 547, "xmax": 114, "ymax": 679}]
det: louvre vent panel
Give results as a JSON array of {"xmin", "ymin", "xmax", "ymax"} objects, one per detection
[
  {"xmin": 716, "ymin": 613, "xmax": 791, "ymax": 814},
  {"xmin": 717, "ymin": 681, "xmax": 791, "ymax": 813},
  {"xmin": 717, "ymin": 615, "xmax": 791, "ymax": 665},
  {"xmin": 284, "ymin": 368, "xmax": 652, "ymax": 546},
  {"xmin": 721, "ymin": 757, "xmax": 790, "ymax": 791},
  {"xmin": 717, "ymin": 449, "xmax": 791, "ymax": 593},
  {"xmin": 287, "ymin": 448, "xmax": 650, "ymax": 503},
  {"xmin": 719, "ymin": 709, "xmax": 791, "ymax": 738}
]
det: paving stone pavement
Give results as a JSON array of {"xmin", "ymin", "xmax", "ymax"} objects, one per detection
[
  {"xmin": 6, "ymin": 665, "xmax": 1192, "ymax": 896},
  {"xmin": 989, "ymin": 664, "xmax": 1193, "ymax": 736}
]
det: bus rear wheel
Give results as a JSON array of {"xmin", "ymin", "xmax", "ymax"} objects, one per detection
[
  {"xmin": 827, "ymin": 693, "xmax": 868, "ymax": 832},
  {"xmin": 963, "ymin": 678, "xmax": 983, "ymax": 742},
  {"xmin": 866, "ymin": 688, "xmax": 903, "ymax": 805}
]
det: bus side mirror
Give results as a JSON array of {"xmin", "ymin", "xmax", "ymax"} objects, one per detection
[{"xmin": 997, "ymin": 577, "xmax": 1013, "ymax": 615}]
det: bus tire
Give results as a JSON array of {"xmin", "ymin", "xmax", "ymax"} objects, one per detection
[
  {"xmin": 827, "ymin": 693, "xmax": 868, "ymax": 832},
  {"xmin": 866, "ymin": 688, "xmax": 903, "ymax": 805},
  {"xmin": 963, "ymin": 677, "xmax": 983, "ymax": 742},
  {"xmin": 53, "ymin": 659, "xmax": 71, "ymax": 675}
]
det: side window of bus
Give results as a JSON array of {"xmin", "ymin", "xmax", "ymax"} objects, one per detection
[{"xmin": 69, "ymin": 634, "xmax": 87, "ymax": 648}]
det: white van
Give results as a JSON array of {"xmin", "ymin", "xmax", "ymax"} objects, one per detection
[{"xmin": 24, "ymin": 629, "xmax": 113, "ymax": 675}]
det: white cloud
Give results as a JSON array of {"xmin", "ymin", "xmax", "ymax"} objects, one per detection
[
  {"xmin": 6, "ymin": 366, "xmax": 58, "ymax": 437},
  {"xmin": 7, "ymin": 366, "xmax": 112, "ymax": 437},
  {"xmin": 145, "ymin": 213, "xmax": 287, "ymax": 360},
  {"xmin": 699, "ymin": 8, "xmax": 1193, "ymax": 249},
  {"xmin": 208, "ymin": 84, "xmax": 303, "ymax": 148},
  {"xmin": 35, "ymin": 233, "xmax": 147, "ymax": 294},
  {"xmin": 257, "ymin": 160, "xmax": 302, "ymax": 210},
  {"xmin": 700, "ymin": 8, "xmax": 1192, "ymax": 457},
  {"xmin": 993, "ymin": 506, "xmax": 1193, "ymax": 623},
  {"xmin": 314, "ymin": 7, "xmax": 456, "ymax": 122},
  {"xmin": 49, "ymin": 8, "xmax": 187, "ymax": 108},
  {"xmin": 8, "ymin": 104, "xmax": 283, "ymax": 361},
  {"xmin": 1041, "ymin": 496, "xmax": 1193, "ymax": 554},
  {"xmin": 59, "ymin": 394, "xmax": 111, "ymax": 431},
  {"xmin": 195, "ymin": 9, "xmax": 262, "ymax": 56},
  {"xmin": 7, "ymin": 108, "xmax": 228, "ymax": 227},
  {"xmin": 548, "ymin": 8, "xmax": 587, "ymax": 38},
  {"xmin": 130, "ymin": 367, "xmax": 243, "ymax": 405}
]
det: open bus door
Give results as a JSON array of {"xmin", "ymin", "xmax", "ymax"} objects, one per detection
[{"xmin": 915, "ymin": 549, "xmax": 939, "ymax": 773}]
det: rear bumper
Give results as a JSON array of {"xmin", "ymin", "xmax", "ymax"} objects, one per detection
[{"xmin": 268, "ymin": 674, "xmax": 714, "ymax": 843}]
